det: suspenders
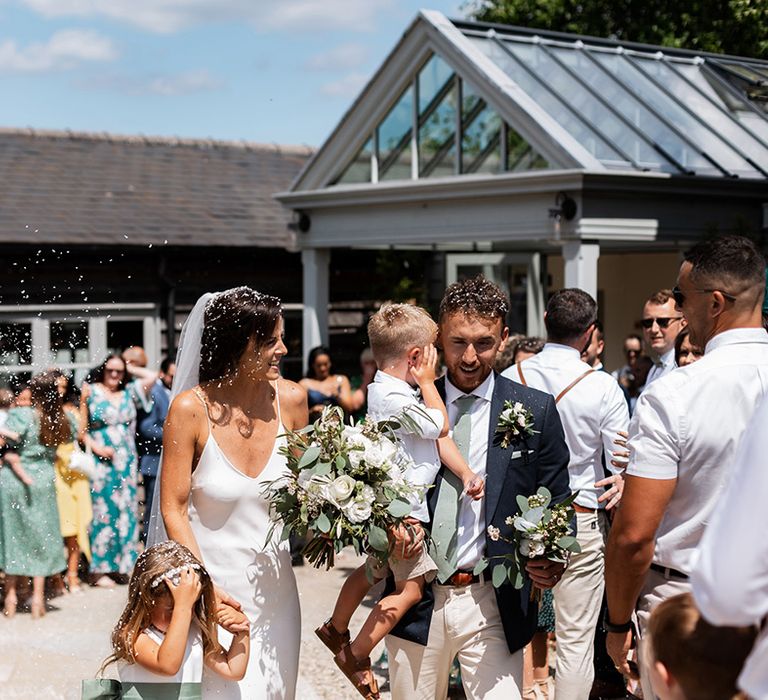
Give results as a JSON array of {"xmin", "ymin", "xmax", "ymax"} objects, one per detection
[{"xmin": 515, "ymin": 361, "xmax": 596, "ymax": 404}]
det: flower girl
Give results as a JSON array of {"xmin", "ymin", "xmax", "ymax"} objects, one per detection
[{"xmin": 84, "ymin": 541, "xmax": 249, "ymax": 700}]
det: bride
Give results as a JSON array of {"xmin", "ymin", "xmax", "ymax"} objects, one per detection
[{"xmin": 152, "ymin": 287, "xmax": 307, "ymax": 698}]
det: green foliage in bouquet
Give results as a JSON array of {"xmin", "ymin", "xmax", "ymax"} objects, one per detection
[
  {"xmin": 263, "ymin": 406, "xmax": 423, "ymax": 569},
  {"xmin": 474, "ymin": 487, "xmax": 581, "ymax": 596}
]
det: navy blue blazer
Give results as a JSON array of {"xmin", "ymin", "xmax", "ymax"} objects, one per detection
[
  {"xmin": 136, "ymin": 381, "xmax": 170, "ymax": 477},
  {"xmin": 387, "ymin": 372, "xmax": 571, "ymax": 655}
]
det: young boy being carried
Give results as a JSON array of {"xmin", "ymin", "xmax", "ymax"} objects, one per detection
[{"xmin": 316, "ymin": 303, "xmax": 484, "ymax": 700}]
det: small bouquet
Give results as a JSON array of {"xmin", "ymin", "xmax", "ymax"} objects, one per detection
[
  {"xmin": 263, "ymin": 406, "xmax": 422, "ymax": 569},
  {"xmin": 476, "ymin": 487, "xmax": 580, "ymax": 599},
  {"xmin": 496, "ymin": 400, "xmax": 537, "ymax": 449}
]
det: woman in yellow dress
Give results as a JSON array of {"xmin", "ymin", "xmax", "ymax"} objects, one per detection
[{"xmin": 53, "ymin": 370, "xmax": 92, "ymax": 592}]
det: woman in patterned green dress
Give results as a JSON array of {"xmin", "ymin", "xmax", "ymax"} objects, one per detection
[
  {"xmin": 0, "ymin": 372, "xmax": 71, "ymax": 618},
  {"xmin": 81, "ymin": 355, "xmax": 153, "ymax": 586}
]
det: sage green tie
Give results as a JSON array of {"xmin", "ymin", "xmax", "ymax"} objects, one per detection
[{"xmin": 432, "ymin": 394, "xmax": 477, "ymax": 583}]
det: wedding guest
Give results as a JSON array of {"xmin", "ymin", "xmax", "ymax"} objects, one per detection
[
  {"xmin": 581, "ymin": 319, "xmax": 607, "ymax": 371},
  {"xmin": 0, "ymin": 371, "xmax": 71, "ymax": 618},
  {"xmin": 15, "ymin": 384, "xmax": 32, "ymax": 407},
  {"xmin": 51, "ymin": 369, "xmax": 91, "ymax": 592},
  {"xmin": 605, "ymin": 235, "xmax": 768, "ymax": 698},
  {"xmin": 122, "ymin": 345, "xmax": 148, "ymax": 370},
  {"xmin": 690, "ymin": 393, "xmax": 768, "ymax": 700},
  {"xmin": 136, "ymin": 357, "xmax": 175, "ymax": 542},
  {"xmin": 300, "ymin": 346, "xmax": 357, "ymax": 421},
  {"xmin": 349, "ymin": 347, "xmax": 377, "ymax": 420},
  {"xmin": 81, "ymin": 354, "xmax": 155, "ymax": 587},
  {"xmin": 512, "ymin": 336, "xmax": 545, "ymax": 364},
  {"xmin": 646, "ymin": 593, "xmax": 755, "ymax": 700},
  {"xmin": 385, "ymin": 275, "xmax": 571, "ymax": 700},
  {"xmin": 673, "ymin": 328, "xmax": 703, "ymax": 368},
  {"xmin": 612, "ymin": 334, "xmax": 642, "ymax": 384},
  {"xmin": 641, "ymin": 289, "xmax": 685, "ymax": 387},
  {"xmin": 504, "ymin": 289, "xmax": 629, "ymax": 700}
]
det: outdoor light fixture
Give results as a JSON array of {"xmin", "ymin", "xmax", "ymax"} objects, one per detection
[
  {"xmin": 296, "ymin": 211, "xmax": 311, "ymax": 233},
  {"xmin": 549, "ymin": 192, "xmax": 578, "ymax": 221}
]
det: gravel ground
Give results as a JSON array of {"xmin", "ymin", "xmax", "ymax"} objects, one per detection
[{"xmin": 0, "ymin": 550, "xmax": 391, "ymax": 699}]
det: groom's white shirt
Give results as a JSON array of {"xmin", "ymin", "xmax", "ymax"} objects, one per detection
[{"xmin": 445, "ymin": 372, "xmax": 494, "ymax": 571}]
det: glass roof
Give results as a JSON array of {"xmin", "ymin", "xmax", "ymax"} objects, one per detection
[
  {"xmin": 462, "ymin": 24, "xmax": 768, "ymax": 179},
  {"xmin": 328, "ymin": 17, "xmax": 768, "ymax": 187}
]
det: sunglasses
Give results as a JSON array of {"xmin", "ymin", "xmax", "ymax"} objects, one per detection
[
  {"xmin": 640, "ymin": 317, "xmax": 683, "ymax": 330},
  {"xmin": 672, "ymin": 286, "xmax": 737, "ymax": 308},
  {"xmin": 106, "ymin": 368, "xmax": 125, "ymax": 375}
]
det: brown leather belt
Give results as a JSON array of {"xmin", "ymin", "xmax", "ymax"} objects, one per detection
[
  {"xmin": 573, "ymin": 504, "xmax": 597, "ymax": 514},
  {"xmin": 444, "ymin": 571, "xmax": 484, "ymax": 586}
]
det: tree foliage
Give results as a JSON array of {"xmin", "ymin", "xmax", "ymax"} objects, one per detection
[{"xmin": 464, "ymin": 0, "xmax": 768, "ymax": 58}]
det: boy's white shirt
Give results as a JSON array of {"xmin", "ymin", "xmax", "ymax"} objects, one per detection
[{"xmin": 366, "ymin": 370, "xmax": 445, "ymax": 522}]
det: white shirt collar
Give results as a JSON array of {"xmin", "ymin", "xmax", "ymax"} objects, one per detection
[
  {"xmin": 705, "ymin": 327, "xmax": 768, "ymax": 355},
  {"xmin": 372, "ymin": 369, "xmax": 417, "ymax": 395},
  {"xmin": 659, "ymin": 347, "xmax": 676, "ymax": 368},
  {"xmin": 445, "ymin": 371, "xmax": 495, "ymax": 405},
  {"xmin": 541, "ymin": 342, "xmax": 582, "ymax": 360}
]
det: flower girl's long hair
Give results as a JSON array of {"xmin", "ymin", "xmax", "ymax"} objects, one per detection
[{"xmin": 101, "ymin": 541, "xmax": 222, "ymax": 672}]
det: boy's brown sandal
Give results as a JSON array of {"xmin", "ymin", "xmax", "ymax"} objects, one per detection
[
  {"xmin": 334, "ymin": 646, "xmax": 380, "ymax": 700},
  {"xmin": 315, "ymin": 619, "xmax": 351, "ymax": 656}
]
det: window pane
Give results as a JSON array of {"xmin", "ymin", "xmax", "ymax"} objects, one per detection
[
  {"xmin": 592, "ymin": 51, "xmax": 759, "ymax": 177},
  {"xmin": 378, "ymin": 86, "xmax": 413, "ymax": 181},
  {"xmin": 635, "ymin": 57, "xmax": 768, "ymax": 171},
  {"xmin": 507, "ymin": 125, "xmax": 549, "ymax": 171},
  {"xmin": 0, "ymin": 322, "xmax": 32, "ymax": 366},
  {"xmin": 418, "ymin": 77, "xmax": 457, "ymax": 178},
  {"xmin": 107, "ymin": 320, "xmax": 144, "ymax": 356},
  {"xmin": 336, "ymin": 138, "xmax": 373, "ymax": 184},
  {"xmin": 418, "ymin": 54, "xmax": 454, "ymax": 114},
  {"xmin": 468, "ymin": 36, "xmax": 625, "ymax": 164},
  {"xmin": 50, "ymin": 321, "xmax": 90, "ymax": 366},
  {"xmin": 462, "ymin": 83, "xmax": 502, "ymax": 174}
]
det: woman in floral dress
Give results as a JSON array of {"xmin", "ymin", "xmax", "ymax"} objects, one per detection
[{"xmin": 81, "ymin": 354, "xmax": 154, "ymax": 586}]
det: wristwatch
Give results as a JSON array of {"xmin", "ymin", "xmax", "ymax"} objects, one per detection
[{"xmin": 603, "ymin": 608, "xmax": 632, "ymax": 633}]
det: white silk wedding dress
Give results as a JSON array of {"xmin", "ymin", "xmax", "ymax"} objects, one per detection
[{"xmin": 189, "ymin": 388, "xmax": 300, "ymax": 699}]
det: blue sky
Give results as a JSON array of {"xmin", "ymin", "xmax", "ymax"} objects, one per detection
[{"xmin": 0, "ymin": 1, "xmax": 465, "ymax": 147}]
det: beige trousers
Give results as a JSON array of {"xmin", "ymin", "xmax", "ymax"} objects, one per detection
[
  {"xmin": 553, "ymin": 510, "xmax": 609, "ymax": 700},
  {"xmin": 636, "ymin": 568, "xmax": 691, "ymax": 699},
  {"xmin": 385, "ymin": 580, "xmax": 523, "ymax": 700}
]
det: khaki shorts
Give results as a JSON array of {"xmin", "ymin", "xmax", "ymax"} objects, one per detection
[{"xmin": 367, "ymin": 548, "xmax": 438, "ymax": 584}]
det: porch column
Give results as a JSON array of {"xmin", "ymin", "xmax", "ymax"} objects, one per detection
[
  {"xmin": 301, "ymin": 248, "xmax": 330, "ymax": 373},
  {"xmin": 563, "ymin": 240, "xmax": 599, "ymax": 299}
]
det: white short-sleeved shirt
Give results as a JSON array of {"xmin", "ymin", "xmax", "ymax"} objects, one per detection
[
  {"xmin": 502, "ymin": 343, "xmax": 630, "ymax": 509},
  {"xmin": 691, "ymin": 393, "xmax": 768, "ymax": 699},
  {"xmin": 626, "ymin": 327, "xmax": 768, "ymax": 573},
  {"xmin": 366, "ymin": 371, "xmax": 445, "ymax": 522}
]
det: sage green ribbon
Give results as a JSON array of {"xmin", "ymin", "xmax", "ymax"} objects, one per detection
[{"xmin": 81, "ymin": 679, "xmax": 202, "ymax": 700}]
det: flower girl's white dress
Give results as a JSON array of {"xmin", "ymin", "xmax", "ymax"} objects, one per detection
[{"xmin": 189, "ymin": 388, "xmax": 301, "ymax": 699}]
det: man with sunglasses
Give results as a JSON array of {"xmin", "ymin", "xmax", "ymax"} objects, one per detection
[
  {"xmin": 640, "ymin": 290, "xmax": 685, "ymax": 388},
  {"xmin": 605, "ymin": 235, "xmax": 768, "ymax": 699}
]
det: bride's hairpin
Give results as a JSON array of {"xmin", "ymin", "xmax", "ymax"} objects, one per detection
[{"xmin": 150, "ymin": 562, "xmax": 202, "ymax": 589}]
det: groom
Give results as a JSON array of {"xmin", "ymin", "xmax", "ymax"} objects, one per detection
[{"xmin": 385, "ymin": 276, "xmax": 572, "ymax": 699}]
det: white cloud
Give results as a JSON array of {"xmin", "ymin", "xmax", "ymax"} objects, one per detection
[
  {"xmin": 79, "ymin": 69, "xmax": 223, "ymax": 96},
  {"xmin": 0, "ymin": 28, "xmax": 116, "ymax": 72},
  {"xmin": 319, "ymin": 71, "xmax": 369, "ymax": 97},
  {"xmin": 19, "ymin": 0, "xmax": 394, "ymax": 34},
  {"xmin": 305, "ymin": 43, "xmax": 368, "ymax": 71}
]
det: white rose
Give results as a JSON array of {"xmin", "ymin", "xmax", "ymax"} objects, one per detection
[
  {"xmin": 358, "ymin": 484, "xmax": 375, "ymax": 503},
  {"xmin": 329, "ymin": 475, "xmax": 356, "ymax": 503},
  {"xmin": 487, "ymin": 525, "xmax": 501, "ymax": 541},
  {"xmin": 514, "ymin": 402, "xmax": 523, "ymax": 413},
  {"xmin": 343, "ymin": 499, "xmax": 372, "ymax": 523}
]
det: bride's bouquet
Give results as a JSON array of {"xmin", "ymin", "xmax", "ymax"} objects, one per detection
[
  {"xmin": 264, "ymin": 406, "xmax": 423, "ymax": 569},
  {"xmin": 478, "ymin": 487, "xmax": 581, "ymax": 599}
]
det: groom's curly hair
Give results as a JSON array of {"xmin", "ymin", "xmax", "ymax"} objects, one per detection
[
  {"xmin": 439, "ymin": 275, "xmax": 509, "ymax": 323},
  {"xmin": 200, "ymin": 286, "xmax": 282, "ymax": 382}
]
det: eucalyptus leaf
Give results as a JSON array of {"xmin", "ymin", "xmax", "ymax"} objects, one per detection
[
  {"xmin": 368, "ymin": 524, "xmax": 389, "ymax": 552},
  {"xmin": 315, "ymin": 512, "xmax": 331, "ymax": 533},
  {"xmin": 473, "ymin": 558, "xmax": 489, "ymax": 575},
  {"xmin": 335, "ymin": 455, "xmax": 347, "ymax": 471},
  {"xmin": 557, "ymin": 535, "xmax": 578, "ymax": 549},
  {"xmin": 492, "ymin": 564, "xmax": 508, "ymax": 588},
  {"xmin": 314, "ymin": 461, "xmax": 332, "ymax": 476},
  {"xmin": 514, "ymin": 570, "xmax": 524, "ymax": 589},
  {"xmin": 387, "ymin": 499, "xmax": 412, "ymax": 518},
  {"xmin": 298, "ymin": 445, "xmax": 321, "ymax": 469},
  {"xmin": 516, "ymin": 495, "xmax": 529, "ymax": 511}
]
